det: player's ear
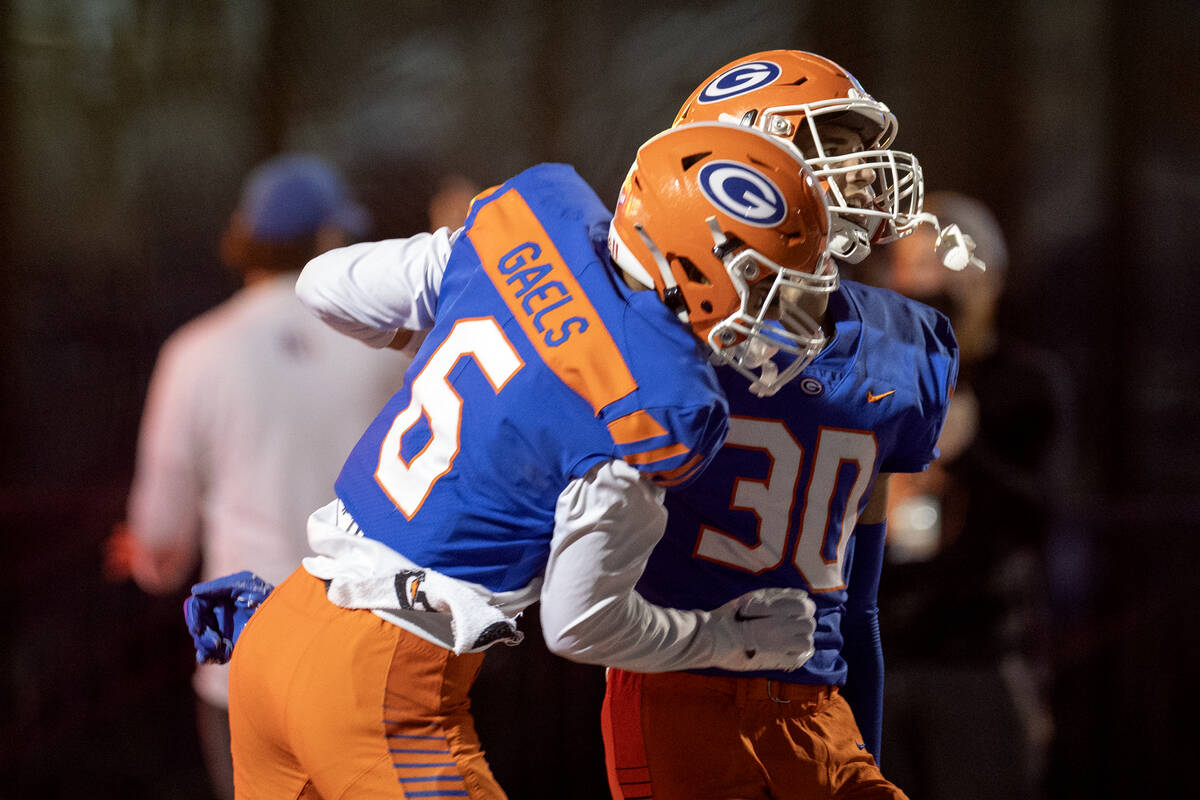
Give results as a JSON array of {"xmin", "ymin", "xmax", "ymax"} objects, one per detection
[
  {"xmin": 314, "ymin": 222, "xmax": 349, "ymax": 256},
  {"xmin": 219, "ymin": 212, "xmax": 252, "ymax": 271}
]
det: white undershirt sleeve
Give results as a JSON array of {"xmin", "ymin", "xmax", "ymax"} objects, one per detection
[
  {"xmin": 539, "ymin": 459, "xmax": 741, "ymax": 673},
  {"xmin": 295, "ymin": 227, "xmax": 457, "ymax": 346}
]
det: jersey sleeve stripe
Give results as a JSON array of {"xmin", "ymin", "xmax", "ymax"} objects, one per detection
[
  {"xmin": 646, "ymin": 454, "xmax": 705, "ymax": 487},
  {"xmin": 620, "ymin": 441, "xmax": 690, "ymax": 466},
  {"xmin": 606, "ymin": 410, "xmax": 669, "ymax": 445}
]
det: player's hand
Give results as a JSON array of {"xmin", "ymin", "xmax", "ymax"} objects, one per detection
[
  {"xmin": 182, "ymin": 571, "xmax": 274, "ymax": 665},
  {"xmin": 103, "ymin": 523, "xmax": 135, "ymax": 583},
  {"xmin": 708, "ymin": 587, "xmax": 816, "ymax": 672}
]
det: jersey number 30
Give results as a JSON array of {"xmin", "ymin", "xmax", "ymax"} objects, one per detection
[
  {"xmin": 696, "ymin": 417, "xmax": 876, "ymax": 592},
  {"xmin": 375, "ymin": 318, "xmax": 523, "ymax": 519}
]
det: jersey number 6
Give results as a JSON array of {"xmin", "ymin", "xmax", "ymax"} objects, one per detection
[{"xmin": 375, "ymin": 318, "xmax": 523, "ymax": 519}]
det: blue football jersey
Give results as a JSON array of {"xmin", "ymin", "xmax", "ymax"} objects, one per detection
[
  {"xmin": 637, "ymin": 280, "xmax": 958, "ymax": 685},
  {"xmin": 334, "ymin": 164, "xmax": 728, "ymax": 595}
]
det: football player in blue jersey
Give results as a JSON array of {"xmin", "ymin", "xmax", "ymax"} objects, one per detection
[
  {"xmin": 184, "ymin": 122, "xmax": 842, "ymax": 798},
  {"xmin": 601, "ymin": 51, "xmax": 976, "ymax": 800}
]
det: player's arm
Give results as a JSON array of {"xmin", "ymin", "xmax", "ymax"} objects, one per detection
[
  {"xmin": 841, "ymin": 472, "xmax": 890, "ymax": 762},
  {"xmin": 295, "ymin": 227, "xmax": 457, "ymax": 346},
  {"xmin": 539, "ymin": 459, "xmax": 815, "ymax": 674},
  {"xmin": 106, "ymin": 521, "xmax": 198, "ymax": 593},
  {"xmin": 120, "ymin": 334, "xmax": 206, "ymax": 594},
  {"xmin": 386, "ymin": 329, "xmax": 416, "ymax": 351}
]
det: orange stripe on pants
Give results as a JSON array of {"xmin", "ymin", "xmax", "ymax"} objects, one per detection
[
  {"xmin": 228, "ymin": 568, "xmax": 506, "ymax": 799},
  {"xmin": 602, "ymin": 669, "xmax": 909, "ymax": 800}
]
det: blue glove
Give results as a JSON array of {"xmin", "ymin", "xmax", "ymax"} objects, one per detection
[{"xmin": 182, "ymin": 571, "xmax": 275, "ymax": 665}]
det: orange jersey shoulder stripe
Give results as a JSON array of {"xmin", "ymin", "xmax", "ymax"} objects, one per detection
[
  {"xmin": 467, "ymin": 184, "xmax": 503, "ymax": 217},
  {"xmin": 469, "ymin": 189, "xmax": 637, "ymax": 416},
  {"xmin": 606, "ymin": 409, "xmax": 669, "ymax": 445}
]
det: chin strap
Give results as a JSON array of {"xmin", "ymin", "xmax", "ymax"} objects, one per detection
[
  {"xmin": 631, "ymin": 223, "xmax": 689, "ymax": 323},
  {"xmin": 933, "ymin": 223, "xmax": 986, "ymax": 272},
  {"xmin": 748, "ymin": 358, "xmax": 780, "ymax": 398},
  {"xmin": 828, "ymin": 218, "xmax": 873, "ymax": 264},
  {"xmin": 706, "ymin": 216, "xmax": 733, "ymax": 256},
  {"xmin": 912, "ymin": 213, "xmax": 987, "ymax": 272}
]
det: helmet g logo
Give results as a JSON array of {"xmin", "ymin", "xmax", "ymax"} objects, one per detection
[
  {"xmin": 697, "ymin": 60, "xmax": 782, "ymax": 104},
  {"xmin": 698, "ymin": 161, "xmax": 788, "ymax": 227}
]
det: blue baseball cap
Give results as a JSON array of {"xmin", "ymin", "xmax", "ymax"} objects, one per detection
[{"xmin": 237, "ymin": 154, "xmax": 370, "ymax": 243}]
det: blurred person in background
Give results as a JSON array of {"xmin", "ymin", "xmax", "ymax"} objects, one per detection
[
  {"xmin": 427, "ymin": 173, "xmax": 481, "ymax": 232},
  {"xmin": 107, "ymin": 153, "xmax": 415, "ymax": 800},
  {"xmin": 862, "ymin": 191, "xmax": 1073, "ymax": 800},
  {"xmin": 602, "ymin": 50, "xmax": 965, "ymax": 800}
]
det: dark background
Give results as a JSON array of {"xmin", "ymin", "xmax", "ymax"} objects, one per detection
[{"xmin": 1, "ymin": 1, "xmax": 1197, "ymax": 797}]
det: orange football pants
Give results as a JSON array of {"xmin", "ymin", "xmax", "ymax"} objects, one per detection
[
  {"xmin": 228, "ymin": 568, "xmax": 506, "ymax": 799},
  {"xmin": 602, "ymin": 669, "xmax": 909, "ymax": 800}
]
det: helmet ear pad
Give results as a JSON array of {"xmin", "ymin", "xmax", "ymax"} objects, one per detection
[
  {"xmin": 663, "ymin": 251, "xmax": 744, "ymax": 344},
  {"xmin": 608, "ymin": 213, "xmax": 743, "ymax": 344},
  {"xmin": 663, "ymin": 249, "xmax": 805, "ymax": 348}
]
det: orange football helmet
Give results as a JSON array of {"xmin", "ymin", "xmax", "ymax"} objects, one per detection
[
  {"xmin": 608, "ymin": 122, "xmax": 833, "ymax": 396},
  {"xmin": 675, "ymin": 50, "xmax": 925, "ymax": 264}
]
